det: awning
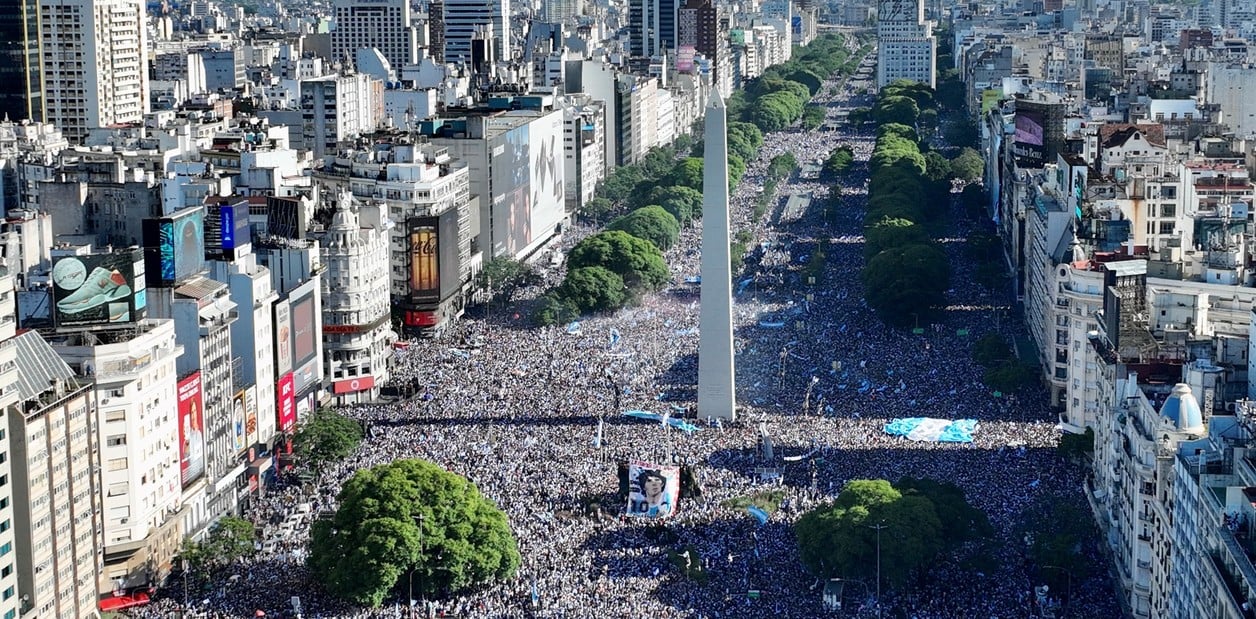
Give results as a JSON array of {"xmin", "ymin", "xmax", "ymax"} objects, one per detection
[{"xmin": 99, "ymin": 591, "xmax": 151, "ymax": 611}]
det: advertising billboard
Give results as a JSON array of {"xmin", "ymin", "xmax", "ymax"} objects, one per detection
[
  {"xmin": 274, "ymin": 299, "xmax": 293, "ymax": 375},
  {"xmin": 208, "ymin": 201, "xmax": 253, "ymax": 261},
  {"xmin": 290, "ymin": 293, "xmax": 318, "ymax": 370},
  {"xmin": 407, "ymin": 209, "xmax": 461, "ymax": 305},
  {"xmin": 144, "ymin": 206, "xmax": 206, "ymax": 286},
  {"xmin": 489, "ymin": 110, "xmax": 565, "ymax": 258},
  {"xmin": 1012, "ymin": 109, "xmax": 1047, "ymax": 167},
  {"xmin": 232, "ymin": 389, "xmax": 248, "ymax": 454},
  {"xmin": 677, "ymin": 45, "xmax": 696, "ymax": 73},
  {"xmin": 626, "ymin": 459, "xmax": 680, "ymax": 519},
  {"xmin": 244, "ymin": 385, "xmax": 258, "ymax": 449},
  {"xmin": 178, "ymin": 372, "xmax": 206, "ymax": 487},
  {"xmin": 51, "ymin": 249, "xmax": 148, "ymax": 328},
  {"xmin": 333, "ymin": 376, "xmax": 376, "ymax": 394},
  {"xmin": 277, "ymin": 372, "xmax": 296, "ymax": 432}
]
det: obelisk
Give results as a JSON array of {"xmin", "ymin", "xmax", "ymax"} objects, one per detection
[{"xmin": 697, "ymin": 91, "xmax": 737, "ymax": 421}]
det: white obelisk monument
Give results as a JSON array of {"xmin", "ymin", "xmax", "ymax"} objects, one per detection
[{"xmin": 697, "ymin": 92, "xmax": 737, "ymax": 421}]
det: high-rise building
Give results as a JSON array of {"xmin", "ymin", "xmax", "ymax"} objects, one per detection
[
  {"xmin": 875, "ymin": 0, "xmax": 936, "ymax": 88},
  {"xmin": 0, "ymin": 0, "xmax": 43, "ymax": 122},
  {"xmin": 331, "ymin": 0, "xmax": 420, "ymax": 71},
  {"xmin": 0, "ymin": 267, "xmax": 21, "ymax": 619},
  {"xmin": 442, "ymin": 0, "xmax": 510, "ymax": 65},
  {"xmin": 678, "ymin": 0, "xmax": 731, "ymax": 97},
  {"xmin": 629, "ymin": 0, "xmax": 678, "ymax": 57},
  {"xmin": 39, "ymin": 0, "xmax": 149, "ymax": 142},
  {"xmin": 9, "ymin": 331, "xmax": 102, "ymax": 619}
]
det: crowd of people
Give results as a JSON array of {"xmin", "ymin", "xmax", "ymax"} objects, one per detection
[{"xmin": 130, "ymin": 57, "xmax": 1120, "ymax": 619}]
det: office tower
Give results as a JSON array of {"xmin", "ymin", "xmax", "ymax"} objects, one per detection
[
  {"xmin": 443, "ymin": 0, "xmax": 510, "ymax": 65},
  {"xmin": 331, "ymin": 0, "xmax": 419, "ymax": 71},
  {"xmin": 697, "ymin": 92, "xmax": 735, "ymax": 421},
  {"xmin": 0, "ymin": 0, "xmax": 42, "ymax": 121},
  {"xmin": 39, "ymin": 0, "xmax": 148, "ymax": 142},
  {"xmin": 629, "ymin": 0, "xmax": 678, "ymax": 57},
  {"xmin": 0, "ymin": 268, "xmax": 19, "ymax": 619},
  {"xmin": 875, "ymin": 0, "xmax": 936, "ymax": 88},
  {"xmin": 678, "ymin": 0, "xmax": 731, "ymax": 96},
  {"xmin": 428, "ymin": 0, "xmax": 445, "ymax": 63}
]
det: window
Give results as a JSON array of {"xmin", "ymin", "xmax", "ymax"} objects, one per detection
[{"xmin": 0, "ymin": 543, "xmax": 9, "ymax": 558}]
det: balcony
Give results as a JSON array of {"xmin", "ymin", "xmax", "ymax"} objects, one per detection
[
  {"xmin": 1218, "ymin": 526, "xmax": 1256, "ymax": 589},
  {"xmin": 1205, "ymin": 551, "xmax": 1253, "ymax": 618}
]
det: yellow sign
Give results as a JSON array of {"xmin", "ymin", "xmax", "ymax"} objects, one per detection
[{"xmin": 409, "ymin": 226, "xmax": 438, "ymax": 294}]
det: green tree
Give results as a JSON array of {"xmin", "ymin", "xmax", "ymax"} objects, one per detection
[
  {"xmin": 984, "ymin": 361, "xmax": 1038, "ymax": 393},
  {"xmin": 876, "ymin": 122, "xmax": 918, "ymax": 143},
  {"xmin": 861, "ymin": 243, "xmax": 951, "ymax": 324},
  {"xmin": 182, "ymin": 516, "xmax": 257, "ymax": 571},
  {"xmin": 950, "ymin": 148, "xmax": 985, "ymax": 182},
  {"xmin": 924, "ymin": 151, "xmax": 952, "ymax": 183},
  {"xmin": 293, "ymin": 408, "xmax": 364, "ymax": 471},
  {"xmin": 557, "ymin": 266, "xmax": 628, "ymax": 313},
  {"xmin": 533, "ymin": 293, "xmax": 580, "ymax": 326},
  {"xmin": 873, "ymin": 95, "xmax": 920, "ymax": 126},
  {"xmin": 767, "ymin": 152, "xmax": 798, "ymax": 180},
  {"xmin": 308, "ymin": 459, "xmax": 520, "ymax": 608},
  {"xmin": 865, "ymin": 216, "xmax": 929, "ymax": 258},
  {"xmin": 581, "ymin": 197, "xmax": 616, "ymax": 222},
  {"xmin": 802, "ymin": 105, "xmax": 827, "ymax": 130},
  {"xmin": 1018, "ymin": 495, "xmax": 1099, "ymax": 599},
  {"xmin": 668, "ymin": 158, "xmax": 705, "ymax": 190},
  {"xmin": 895, "ymin": 477, "xmax": 993, "ymax": 542},
  {"xmin": 607, "ymin": 205, "xmax": 681, "ymax": 251},
  {"xmin": 476, "ymin": 256, "xmax": 540, "ymax": 303},
  {"xmin": 944, "ymin": 120, "xmax": 979, "ymax": 147},
  {"xmin": 1058, "ymin": 427, "xmax": 1096, "ymax": 461},
  {"xmin": 567, "ymin": 230, "xmax": 670, "ymax": 290},
  {"xmin": 973, "ymin": 333, "xmax": 1012, "ymax": 367},
  {"xmin": 794, "ymin": 479, "xmax": 944, "ymax": 589},
  {"xmin": 646, "ymin": 185, "xmax": 703, "ymax": 224},
  {"xmin": 824, "ymin": 146, "xmax": 854, "ymax": 174}
]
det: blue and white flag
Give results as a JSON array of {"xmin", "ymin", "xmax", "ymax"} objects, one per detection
[
  {"xmin": 566, "ymin": 321, "xmax": 582, "ymax": 334},
  {"xmin": 882, "ymin": 418, "xmax": 979, "ymax": 443},
  {"xmin": 747, "ymin": 506, "xmax": 770, "ymax": 525},
  {"xmin": 594, "ymin": 419, "xmax": 604, "ymax": 448},
  {"xmin": 531, "ymin": 580, "xmax": 539, "ymax": 607},
  {"xmin": 608, "ymin": 327, "xmax": 621, "ymax": 349}
]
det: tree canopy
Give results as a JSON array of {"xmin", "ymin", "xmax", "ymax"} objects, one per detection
[
  {"xmin": 862, "ymin": 243, "xmax": 951, "ymax": 324},
  {"xmin": 567, "ymin": 230, "xmax": 670, "ymax": 291},
  {"xmin": 865, "ymin": 217, "xmax": 930, "ymax": 258},
  {"xmin": 476, "ymin": 257, "xmax": 540, "ymax": 303},
  {"xmin": 557, "ymin": 266, "xmax": 628, "ymax": 313},
  {"xmin": 607, "ymin": 205, "xmax": 681, "ymax": 251},
  {"xmin": 950, "ymin": 148, "xmax": 985, "ymax": 182},
  {"xmin": 181, "ymin": 516, "xmax": 257, "ymax": 572},
  {"xmin": 309, "ymin": 459, "xmax": 520, "ymax": 608},
  {"xmin": 293, "ymin": 408, "xmax": 364, "ymax": 471}
]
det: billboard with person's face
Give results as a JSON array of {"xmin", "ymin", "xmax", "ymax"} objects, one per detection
[
  {"xmin": 178, "ymin": 372, "xmax": 206, "ymax": 487},
  {"xmin": 232, "ymin": 389, "xmax": 248, "ymax": 454},
  {"xmin": 626, "ymin": 460, "xmax": 680, "ymax": 519},
  {"xmin": 144, "ymin": 206, "xmax": 206, "ymax": 286},
  {"xmin": 51, "ymin": 249, "xmax": 148, "ymax": 328}
]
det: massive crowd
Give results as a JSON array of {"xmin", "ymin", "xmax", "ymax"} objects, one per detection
[{"xmin": 130, "ymin": 57, "xmax": 1120, "ymax": 619}]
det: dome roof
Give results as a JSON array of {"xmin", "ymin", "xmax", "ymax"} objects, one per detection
[{"xmin": 1161, "ymin": 383, "xmax": 1204, "ymax": 434}]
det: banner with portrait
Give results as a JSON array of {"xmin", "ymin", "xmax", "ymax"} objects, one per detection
[{"xmin": 626, "ymin": 460, "xmax": 680, "ymax": 520}]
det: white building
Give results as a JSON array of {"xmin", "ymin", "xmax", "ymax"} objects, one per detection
[
  {"xmin": 9, "ymin": 331, "xmax": 101, "ymax": 619},
  {"xmin": 39, "ymin": 0, "xmax": 150, "ymax": 142},
  {"xmin": 331, "ymin": 0, "xmax": 420, "ymax": 72},
  {"xmin": 300, "ymin": 73, "xmax": 383, "ymax": 158},
  {"xmin": 318, "ymin": 192, "xmax": 396, "ymax": 404},
  {"xmin": 51, "ymin": 319, "xmax": 184, "ymax": 594},
  {"xmin": 560, "ymin": 95, "xmax": 606, "ymax": 215},
  {"xmin": 0, "ymin": 269, "xmax": 21, "ymax": 619},
  {"xmin": 875, "ymin": 0, "xmax": 936, "ymax": 88}
]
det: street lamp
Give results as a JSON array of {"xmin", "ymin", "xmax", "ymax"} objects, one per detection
[
  {"xmin": 408, "ymin": 514, "xmax": 425, "ymax": 619},
  {"xmin": 866, "ymin": 520, "xmax": 888, "ymax": 619}
]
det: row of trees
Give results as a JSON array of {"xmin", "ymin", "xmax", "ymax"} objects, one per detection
[
  {"xmin": 794, "ymin": 478, "xmax": 991, "ymax": 589},
  {"xmin": 860, "ymin": 82, "xmax": 953, "ymax": 325},
  {"xmin": 727, "ymin": 34, "xmax": 869, "ymax": 134}
]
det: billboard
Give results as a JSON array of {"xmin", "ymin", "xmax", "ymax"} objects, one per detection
[
  {"xmin": 1012, "ymin": 109, "xmax": 1047, "ymax": 167},
  {"xmin": 178, "ymin": 372, "xmax": 206, "ymax": 487},
  {"xmin": 290, "ymin": 293, "xmax": 318, "ymax": 371},
  {"xmin": 144, "ymin": 206, "xmax": 206, "ymax": 286},
  {"xmin": 489, "ymin": 110, "xmax": 565, "ymax": 258},
  {"xmin": 208, "ymin": 201, "xmax": 253, "ymax": 261},
  {"xmin": 274, "ymin": 299, "xmax": 293, "ymax": 375},
  {"xmin": 232, "ymin": 389, "xmax": 248, "ymax": 454},
  {"xmin": 244, "ymin": 385, "xmax": 258, "ymax": 449},
  {"xmin": 51, "ymin": 249, "xmax": 148, "ymax": 328},
  {"xmin": 677, "ymin": 45, "xmax": 696, "ymax": 73},
  {"xmin": 407, "ymin": 209, "xmax": 461, "ymax": 305},
  {"xmin": 333, "ymin": 376, "xmax": 376, "ymax": 394},
  {"xmin": 277, "ymin": 372, "xmax": 296, "ymax": 432},
  {"xmin": 626, "ymin": 459, "xmax": 680, "ymax": 519}
]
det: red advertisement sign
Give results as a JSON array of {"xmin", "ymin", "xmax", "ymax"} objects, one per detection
[
  {"xmin": 333, "ymin": 376, "xmax": 376, "ymax": 394},
  {"xmin": 177, "ymin": 372, "xmax": 205, "ymax": 487},
  {"xmin": 277, "ymin": 372, "xmax": 296, "ymax": 432}
]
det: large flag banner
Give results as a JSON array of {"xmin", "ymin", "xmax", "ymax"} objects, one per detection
[{"xmin": 626, "ymin": 459, "xmax": 680, "ymax": 519}]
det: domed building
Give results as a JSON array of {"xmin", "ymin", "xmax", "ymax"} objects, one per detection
[{"xmin": 317, "ymin": 191, "xmax": 396, "ymax": 404}]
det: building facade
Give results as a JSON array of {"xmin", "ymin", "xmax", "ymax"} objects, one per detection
[{"xmin": 875, "ymin": 0, "xmax": 936, "ymax": 88}]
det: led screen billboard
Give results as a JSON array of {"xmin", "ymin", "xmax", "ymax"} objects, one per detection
[
  {"xmin": 407, "ymin": 210, "xmax": 461, "ymax": 304},
  {"xmin": 1012, "ymin": 109, "xmax": 1047, "ymax": 167},
  {"xmin": 274, "ymin": 299, "xmax": 293, "ymax": 375},
  {"xmin": 277, "ymin": 371, "xmax": 296, "ymax": 432},
  {"xmin": 51, "ymin": 249, "xmax": 148, "ymax": 328},
  {"xmin": 232, "ymin": 389, "xmax": 248, "ymax": 454},
  {"xmin": 489, "ymin": 111, "xmax": 565, "ymax": 258},
  {"xmin": 209, "ymin": 201, "xmax": 253, "ymax": 261},
  {"xmin": 290, "ymin": 293, "xmax": 317, "ymax": 370},
  {"xmin": 178, "ymin": 372, "xmax": 206, "ymax": 487},
  {"xmin": 144, "ymin": 207, "xmax": 205, "ymax": 286},
  {"xmin": 677, "ymin": 45, "xmax": 696, "ymax": 73}
]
